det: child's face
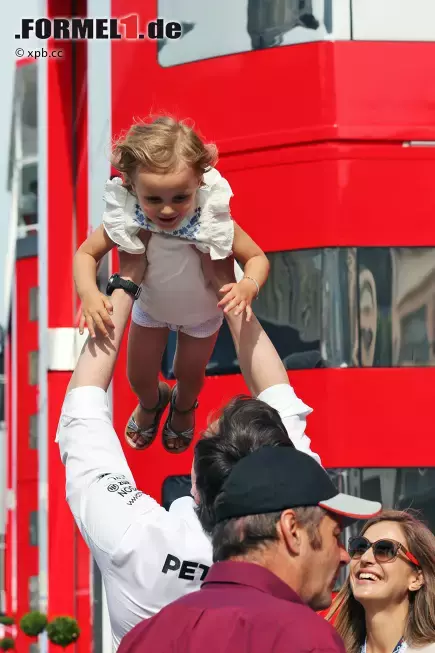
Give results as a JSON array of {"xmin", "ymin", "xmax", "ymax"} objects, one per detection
[{"xmin": 132, "ymin": 165, "xmax": 200, "ymax": 231}]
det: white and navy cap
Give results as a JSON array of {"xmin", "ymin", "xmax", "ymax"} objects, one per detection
[{"xmin": 214, "ymin": 447, "xmax": 381, "ymax": 526}]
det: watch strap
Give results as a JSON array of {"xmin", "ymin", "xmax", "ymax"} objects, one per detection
[
  {"xmin": 106, "ymin": 274, "xmax": 141, "ymax": 300},
  {"xmin": 119, "ymin": 278, "xmax": 141, "ymax": 300}
]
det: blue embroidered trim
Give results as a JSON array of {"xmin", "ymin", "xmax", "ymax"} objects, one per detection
[{"xmin": 133, "ymin": 205, "xmax": 202, "ymax": 240}]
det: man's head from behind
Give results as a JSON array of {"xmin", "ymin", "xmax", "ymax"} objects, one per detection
[
  {"xmin": 193, "ymin": 396, "xmax": 293, "ymax": 534},
  {"xmin": 211, "ymin": 447, "xmax": 382, "ymax": 611}
]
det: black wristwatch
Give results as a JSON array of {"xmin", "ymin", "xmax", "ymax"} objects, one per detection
[{"xmin": 106, "ymin": 274, "xmax": 141, "ymax": 300}]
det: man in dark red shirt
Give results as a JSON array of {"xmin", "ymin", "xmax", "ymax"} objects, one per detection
[{"xmin": 118, "ymin": 446, "xmax": 381, "ymax": 653}]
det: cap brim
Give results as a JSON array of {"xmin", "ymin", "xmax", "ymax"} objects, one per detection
[{"xmin": 319, "ymin": 493, "xmax": 382, "ymax": 524}]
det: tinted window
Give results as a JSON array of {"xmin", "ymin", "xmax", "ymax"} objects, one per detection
[
  {"xmin": 162, "ymin": 475, "xmax": 192, "ymax": 511},
  {"xmin": 158, "ymin": 0, "xmax": 328, "ymax": 67},
  {"xmin": 29, "ymin": 511, "xmax": 38, "ymax": 546},
  {"xmin": 162, "ymin": 247, "xmax": 435, "ymax": 377}
]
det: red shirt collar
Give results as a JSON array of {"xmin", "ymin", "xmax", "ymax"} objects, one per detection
[{"xmin": 202, "ymin": 560, "xmax": 304, "ymax": 604}]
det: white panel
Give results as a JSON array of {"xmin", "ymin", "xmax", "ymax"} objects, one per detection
[
  {"xmin": 88, "ymin": 2, "xmax": 112, "ymax": 651},
  {"xmin": 48, "ymin": 328, "xmax": 89, "ymax": 371},
  {"xmin": 330, "ymin": 0, "xmax": 351, "ymax": 40},
  {"xmin": 352, "ymin": 0, "xmax": 435, "ymax": 41},
  {"xmin": 88, "ymin": 0, "xmax": 111, "ymax": 231}
]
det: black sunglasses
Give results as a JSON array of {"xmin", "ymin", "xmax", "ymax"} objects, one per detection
[{"xmin": 348, "ymin": 536, "xmax": 420, "ymax": 567}]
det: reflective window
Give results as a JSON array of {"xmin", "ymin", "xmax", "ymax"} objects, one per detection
[
  {"xmin": 8, "ymin": 62, "xmax": 38, "ymax": 240},
  {"xmin": 29, "ymin": 414, "xmax": 38, "ymax": 450},
  {"xmin": 29, "ymin": 575, "xmax": 39, "ymax": 611},
  {"xmin": 19, "ymin": 63, "xmax": 37, "ymax": 159},
  {"xmin": 0, "ymin": 376, "xmax": 4, "ymax": 424},
  {"xmin": 29, "ymin": 287, "xmax": 38, "ymax": 322},
  {"xmin": 29, "ymin": 351, "xmax": 38, "ymax": 386},
  {"xmin": 19, "ymin": 163, "xmax": 38, "ymax": 233},
  {"xmin": 157, "ymin": 0, "xmax": 329, "ymax": 67},
  {"xmin": 162, "ymin": 475, "xmax": 192, "ymax": 511},
  {"xmin": 29, "ymin": 511, "xmax": 38, "ymax": 546},
  {"xmin": 161, "ymin": 247, "xmax": 435, "ymax": 377}
]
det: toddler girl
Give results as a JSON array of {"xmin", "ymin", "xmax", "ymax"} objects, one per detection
[{"xmin": 74, "ymin": 117, "xmax": 269, "ymax": 453}]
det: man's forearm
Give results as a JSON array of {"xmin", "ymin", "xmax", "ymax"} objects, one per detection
[
  {"xmin": 201, "ymin": 254, "xmax": 289, "ymax": 397},
  {"xmin": 67, "ymin": 289, "xmax": 133, "ymax": 393},
  {"xmin": 225, "ymin": 311, "xmax": 289, "ymax": 397}
]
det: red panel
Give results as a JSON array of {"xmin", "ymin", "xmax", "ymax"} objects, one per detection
[
  {"xmin": 47, "ymin": 372, "xmax": 76, "ymax": 621},
  {"xmin": 14, "ymin": 257, "xmax": 39, "ymax": 652},
  {"xmin": 334, "ymin": 42, "xmax": 435, "ymax": 141},
  {"xmin": 75, "ymin": 538, "xmax": 92, "ymax": 653},
  {"xmin": 111, "ymin": 2, "xmax": 435, "ymax": 152},
  {"xmin": 74, "ymin": 28, "xmax": 89, "ymax": 318},
  {"xmin": 4, "ymin": 334, "xmax": 12, "ymax": 618},
  {"xmin": 113, "ymin": 362, "xmax": 435, "ymax": 500},
  {"xmin": 46, "ymin": 1, "xmax": 91, "ymax": 651},
  {"xmin": 217, "ymin": 143, "xmax": 435, "ymax": 252},
  {"xmin": 47, "ymin": 32, "xmax": 74, "ymax": 329},
  {"xmin": 290, "ymin": 368, "xmax": 435, "ymax": 468}
]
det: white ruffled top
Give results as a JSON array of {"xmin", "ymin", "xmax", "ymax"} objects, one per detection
[
  {"xmin": 102, "ymin": 167, "xmax": 234, "ymax": 260},
  {"xmin": 102, "ymin": 168, "xmax": 235, "ymax": 326}
]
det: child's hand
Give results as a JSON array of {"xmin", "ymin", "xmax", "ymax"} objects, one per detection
[
  {"xmin": 217, "ymin": 278, "xmax": 257, "ymax": 322},
  {"xmin": 79, "ymin": 289, "xmax": 114, "ymax": 338}
]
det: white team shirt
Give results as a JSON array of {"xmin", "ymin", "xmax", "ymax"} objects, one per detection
[{"xmin": 56, "ymin": 384, "xmax": 320, "ymax": 650}]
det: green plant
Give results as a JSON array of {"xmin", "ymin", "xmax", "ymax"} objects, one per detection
[
  {"xmin": 0, "ymin": 617, "xmax": 14, "ymax": 627},
  {"xmin": 19, "ymin": 611, "xmax": 48, "ymax": 637},
  {"xmin": 46, "ymin": 617, "xmax": 80, "ymax": 649},
  {"xmin": 0, "ymin": 637, "xmax": 15, "ymax": 650}
]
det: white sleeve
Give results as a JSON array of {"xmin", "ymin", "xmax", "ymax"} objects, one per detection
[
  {"xmin": 194, "ymin": 168, "xmax": 234, "ymax": 260},
  {"xmin": 256, "ymin": 384, "xmax": 322, "ymax": 466},
  {"xmin": 56, "ymin": 386, "xmax": 168, "ymax": 569},
  {"xmin": 102, "ymin": 177, "xmax": 146, "ymax": 254}
]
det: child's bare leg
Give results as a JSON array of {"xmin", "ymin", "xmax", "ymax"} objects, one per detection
[
  {"xmin": 127, "ymin": 323, "xmax": 169, "ymax": 447},
  {"xmin": 168, "ymin": 330, "xmax": 219, "ymax": 449}
]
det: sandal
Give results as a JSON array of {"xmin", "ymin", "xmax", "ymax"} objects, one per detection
[
  {"xmin": 162, "ymin": 385, "xmax": 198, "ymax": 454},
  {"xmin": 125, "ymin": 381, "xmax": 171, "ymax": 450}
]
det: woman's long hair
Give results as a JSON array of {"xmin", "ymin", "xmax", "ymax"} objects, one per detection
[{"xmin": 327, "ymin": 510, "xmax": 435, "ymax": 653}]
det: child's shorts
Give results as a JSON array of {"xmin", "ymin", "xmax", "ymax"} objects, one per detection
[{"xmin": 132, "ymin": 303, "xmax": 223, "ymax": 339}]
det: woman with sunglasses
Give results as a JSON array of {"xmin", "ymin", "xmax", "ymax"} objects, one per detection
[{"xmin": 327, "ymin": 510, "xmax": 435, "ymax": 653}]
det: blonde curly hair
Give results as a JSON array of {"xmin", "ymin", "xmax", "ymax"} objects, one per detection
[{"xmin": 111, "ymin": 116, "xmax": 218, "ymax": 190}]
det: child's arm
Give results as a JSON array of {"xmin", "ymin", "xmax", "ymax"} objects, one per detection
[
  {"xmin": 74, "ymin": 225, "xmax": 116, "ymax": 338},
  {"xmin": 217, "ymin": 222, "xmax": 270, "ymax": 321}
]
